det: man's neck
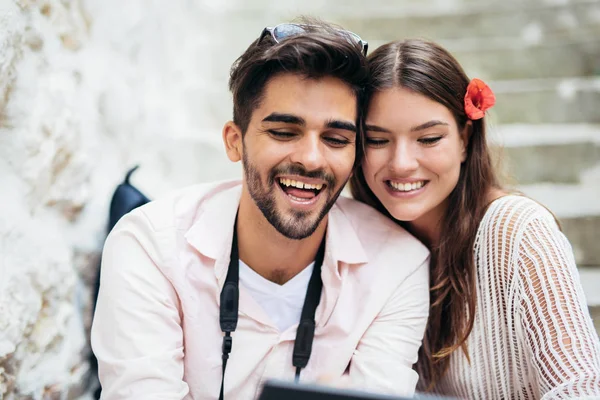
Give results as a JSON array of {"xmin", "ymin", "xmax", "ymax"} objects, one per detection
[{"xmin": 236, "ymin": 189, "xmax": 327, "ymax": 285}]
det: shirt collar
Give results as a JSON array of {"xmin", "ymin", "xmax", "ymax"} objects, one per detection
[
  {"xmin": 184, "ymin": 181, "xmax": 241, "ymax": 277},
  {"xmin": 324, "ymin": 201, "xmax": 369, "ymax": 267},
  {"xmin": 184, "ymin": 182, "xmax": 369, "ymax": 279}
]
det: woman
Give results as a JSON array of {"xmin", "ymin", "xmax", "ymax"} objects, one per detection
[{"xmin": 350, "ymin": 39, "xmax": 600, "ymax": 399}]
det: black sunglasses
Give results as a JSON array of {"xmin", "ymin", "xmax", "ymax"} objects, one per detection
[{"xmin": 259, "ymin": 23, "xmax": 368, "ymax": 56}]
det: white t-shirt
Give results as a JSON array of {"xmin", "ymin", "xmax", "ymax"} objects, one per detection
[{"xmin": 238, "ymin": 259, "xmax": 314, "ymax": 332}]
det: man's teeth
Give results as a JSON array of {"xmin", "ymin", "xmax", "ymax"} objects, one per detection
[
  {"xmin": 279, "ymin": 178, "xmax": 323, "ymax": 190},
  {"xmin": 389, "ymin": 181, "xmax": 425, "ymax": 192}
]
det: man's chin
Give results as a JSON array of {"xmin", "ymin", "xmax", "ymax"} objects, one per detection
[
  {"xmin": 271, "ymin": 209, "xmax": 325, "ymax": 240},
  {"xmin": 268, "ymin": 187, "xmax": 340, "ymax": 239},
  {"xmin": 277, "ymin": 225, "xmax": 321, "ymax": 240}
]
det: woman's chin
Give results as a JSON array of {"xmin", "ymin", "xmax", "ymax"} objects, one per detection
[{"xmin": 384, "ymin": 205, "xmax": 424, "ymax": 223}]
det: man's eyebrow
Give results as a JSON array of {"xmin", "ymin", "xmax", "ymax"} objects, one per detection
[
  {"xmin": 326, "ymin": 119, "xmax": 357, "ymax": 133},
  {"xmin": 364, "ymin": 124, "xmax": 392, "ymax": 133},
  {"xmin": 410, "ymin": 120, "xmax": 449, "ymax": 132},
  {"xmin": 262, "ymin": 113, "xmax": 305, "ymax": 125}
]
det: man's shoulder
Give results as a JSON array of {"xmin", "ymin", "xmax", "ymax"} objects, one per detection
[
  {"xmin": 133, "ymin": 179, "xmax": 241, "ymax": 233},
  {"xmin": 334, "ymin": 196, "xmax": 430, "ymax": 263}
]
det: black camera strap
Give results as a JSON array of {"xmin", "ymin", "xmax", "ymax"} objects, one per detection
[{"xmin": 218, "ymin": 219, "xmax": 326, "ymax": 400}]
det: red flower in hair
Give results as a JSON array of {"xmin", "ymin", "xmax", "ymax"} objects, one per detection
[{"xmin": 464, "ymin": 78, "xmax": 495, "ymax": 120}]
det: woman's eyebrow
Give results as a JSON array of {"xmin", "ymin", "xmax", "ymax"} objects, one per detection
[
  {"xmin": 410, "ymin": 120, "xmax": 449, "ymax": 132},
  {"xmin": 364, "ymin": 124, "xmax": 391, "ymax": 133}
]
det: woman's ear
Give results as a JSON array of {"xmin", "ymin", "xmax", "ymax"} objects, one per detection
[
  {"xmin": 222, "ymin": 121, "xmax": 243, "ymax": 162},
  {"xmin": 460, "ymin": 120, "xmax": 473, "ymax": 162}
]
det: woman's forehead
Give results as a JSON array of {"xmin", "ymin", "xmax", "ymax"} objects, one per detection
[{"xmin": 366, "ymin": 87, "xmax": 456, "ymax": 131}]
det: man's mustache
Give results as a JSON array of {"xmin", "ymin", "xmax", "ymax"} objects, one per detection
[{"xmin": 268, "ymin": 164, "xmax": 336, "ymax": 187}]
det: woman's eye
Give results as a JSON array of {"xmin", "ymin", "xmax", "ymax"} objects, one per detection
[
  {"xmin": 366, "ymin": 137, "xmax": 389, "ymax": 147},
  {"xmin": 268, "ymin": 130, "xmax": 296, "ymax": 139},
  {"xmin": 418, "ymin": 136, "xmax": 442, "ymax": 145}
]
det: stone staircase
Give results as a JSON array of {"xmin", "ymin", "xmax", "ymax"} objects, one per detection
[{"xmin": 326, "ymin": 0, "xmax": 600, "ymax": 323}]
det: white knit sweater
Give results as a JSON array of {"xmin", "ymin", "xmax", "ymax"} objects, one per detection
[{"xmin": 427, "ymin": 195, "xmax": 600, "ymax": 399}]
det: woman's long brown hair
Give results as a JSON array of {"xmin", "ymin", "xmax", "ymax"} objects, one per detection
[{"xmin": 350, "ymin": 39, "xmax": 501, "ymax": 390}]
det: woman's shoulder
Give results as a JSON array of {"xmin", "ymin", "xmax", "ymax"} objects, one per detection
[
  {"xmin": 479, "ymin": 194, "xmax": 558, "ymax": 236},
  {"xmin": 474, "ymin": 194, "xmax": 564, "ymax": 269}
]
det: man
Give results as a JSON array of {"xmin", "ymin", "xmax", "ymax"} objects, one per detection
[{"xmin": 91, "ymin": 21, "xmax": 430, "ymax": 399}]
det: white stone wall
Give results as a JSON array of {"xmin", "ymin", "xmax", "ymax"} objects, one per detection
[
  {"xmin": 0, "ymin": 0, "xmax": 249, "ymax": 397},
  {"xmin": 0, "ymin": 1, "xmax": 95, "ymax": 397}
]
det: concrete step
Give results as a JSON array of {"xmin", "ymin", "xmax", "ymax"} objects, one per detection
[
  {"xmin": 589, "ymin": 305, "xmax": 600, "ymax": 337},
  {"xmin": 204, "ymin": 10, "xmax": 599, "ymax": 82},
  {"xmin": 488, "ymin": 77, "xmax": 600, "ymax": 124},
  {"xmin": 332, "ymin": 2, "xmax": 600, "ymax": 81},
  {"xmin": 494, "ymin": 124, "xmax": 600, "ymax": 184},
  {"xmin": 581, "ymin": 268, "xmax": 599, "ymax": 338},
  {"xmin": 560, "ymin": 216, "xmax": 600, "ymax": 266},
  {"xmin": 444, "ymin": 37, "xmax": 599, "ymax": 81},
  {"xmin": 366, "ymin": 37, "xmax": 600, "ymax": 81},
  {"xmin": 579, "ymin": 267, "xmax": 600, "ymax": 335},
  {"xmin": 227, "ymin": 0, "xmax": 600, "ymax": 18},
  {"xmin": 520, "ymin": 183, "xmax": 600, "ymax": 266},
  {"xmin": 579, "ymin": 267, "xmax": 600, "ymax": 307},
  {"xmin": 336, "ymin": 1, "xmax": 600, "ymax": 41}
]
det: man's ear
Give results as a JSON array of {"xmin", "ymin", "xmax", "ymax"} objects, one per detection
[
  {"xmin": 222, "ymin": 121, "xmax": 243, "ymax": 162},
  {"xmin": 460, "ymin": 120, "xmax": 473, "ymax": 163}
]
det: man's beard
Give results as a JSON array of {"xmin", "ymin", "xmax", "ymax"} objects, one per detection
[{"xmin": 242, "ymin": 151, "xmax": 346, "ymax": 240}]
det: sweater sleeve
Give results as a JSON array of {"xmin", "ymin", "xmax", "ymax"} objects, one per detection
[{"xmin": 516, "ymin": 210, "xmax": 600, "ymax": 399}]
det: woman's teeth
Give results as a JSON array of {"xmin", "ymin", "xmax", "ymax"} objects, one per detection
[
  {"xmin": 388, "ymin": 181, "xmax": 425, "ymax": 192},
  {"xmin": 279, "ymin": 178, "xmax": 323, "ymax": 191}
]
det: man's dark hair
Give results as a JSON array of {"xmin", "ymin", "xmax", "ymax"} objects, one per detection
[{"xmin": 228, "ymin": 18, "xmax": 368, "ymax": 140}]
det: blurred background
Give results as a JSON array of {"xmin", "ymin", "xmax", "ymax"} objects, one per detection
[{"xmin": 0, "ymin": 0, "xmax": 598, "ymax": 397}]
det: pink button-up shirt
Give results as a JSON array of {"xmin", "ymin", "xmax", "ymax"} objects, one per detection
[{"xmin": 91, "ymin": 180, "xmax": 430, "ymax": 400}]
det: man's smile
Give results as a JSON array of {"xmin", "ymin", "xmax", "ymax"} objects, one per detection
[{"xmin": 276, "ymin": 176, "xmax": 327, "ymax": 206}]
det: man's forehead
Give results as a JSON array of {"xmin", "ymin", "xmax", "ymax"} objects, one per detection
[
  {"xmin": 262, "ymin": 72, "xmax": 356, "ymax": 98},
  {"xmin": 253, "ymin": 74, "xmax": 357, "ymax": 127}
]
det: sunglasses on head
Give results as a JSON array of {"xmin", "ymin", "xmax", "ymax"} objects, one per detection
[{"xmin": 259, "ymin": 23, "xmax": 368, "ymax": 56}]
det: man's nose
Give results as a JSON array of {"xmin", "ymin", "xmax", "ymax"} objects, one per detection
[{"xmin": 290, "ymin": 134, "xmax": 327, "ymax": 172}]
